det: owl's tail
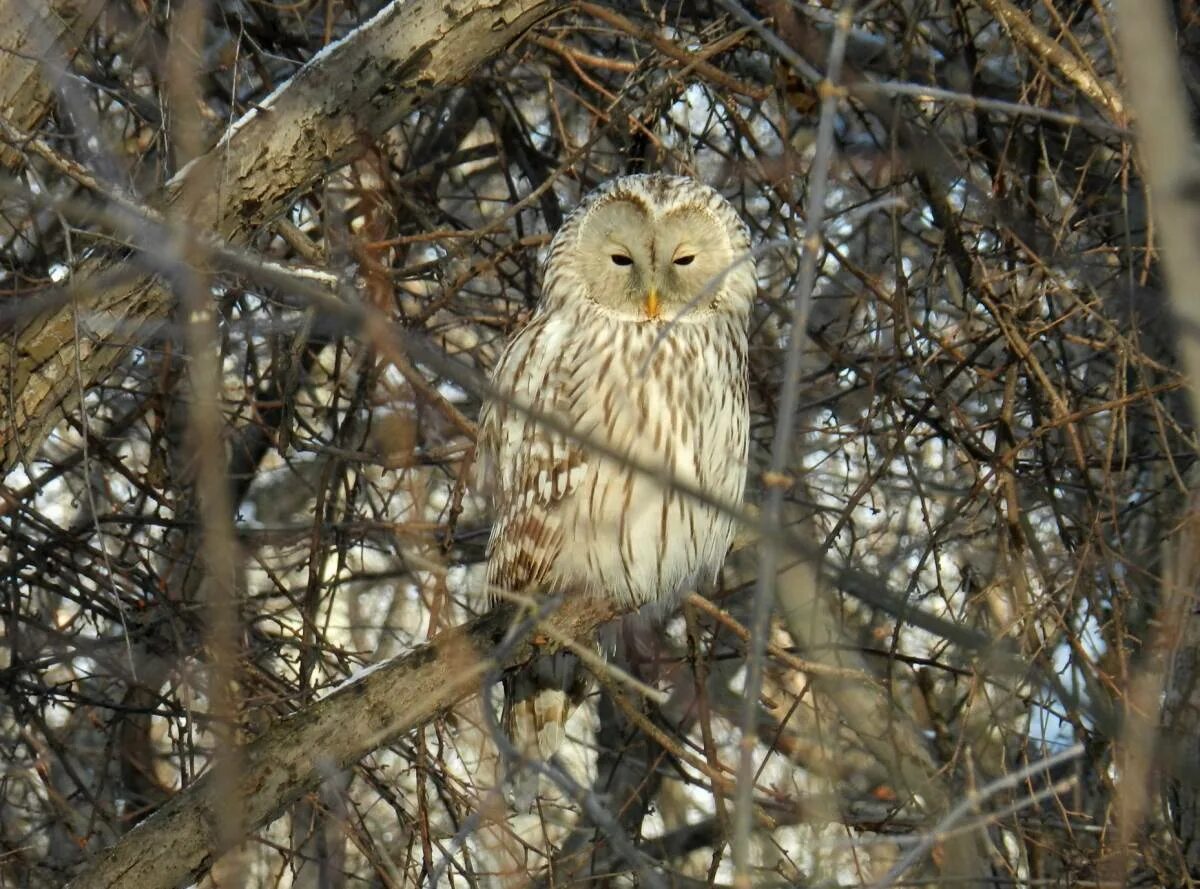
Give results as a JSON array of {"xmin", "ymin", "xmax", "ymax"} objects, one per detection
[
  {"xmin": 502, "ymin": 650, "xmax": 591, "ymax": 805},
  {"xmin": 510, "ymin": 688, "xmax": 573, "ymax": 759}
]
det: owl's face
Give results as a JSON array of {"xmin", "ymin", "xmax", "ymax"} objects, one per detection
[{"xmin": 547, "ymin": 176, "xmax": 754, "ymax": 323}]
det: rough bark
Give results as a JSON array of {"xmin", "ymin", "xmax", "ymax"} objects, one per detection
[
  {"xmin": 0, "ymin": 0, "xmax": 560, "ymax": 470},
  {"xmin": 0, "ymin": 0, "xmax": 105, "ymax": 170},
  {"xmin": 65, "ymin": 597, "xmax": 619, "ymax": 889}
]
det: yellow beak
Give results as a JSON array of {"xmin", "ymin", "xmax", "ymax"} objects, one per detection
[{"xmin": 645, "ymin": 288, "xmax": 661, "ymax": 319}]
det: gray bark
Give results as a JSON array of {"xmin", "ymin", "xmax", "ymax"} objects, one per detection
[
  {"xmin": 0, "ymin": 0, "xmax": 561, "ymax": 471},
  {"xmin": 0, "ymin": 0, "xmax": 105, "ymax": 170},
  {"xmin": 65, "ymin": 597, "xmax": 619, "ymax": 889}
]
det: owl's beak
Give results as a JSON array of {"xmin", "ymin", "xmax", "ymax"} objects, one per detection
[{"xmin": 644, "ymin": 287, "xmax": 661, "ymax": 319}]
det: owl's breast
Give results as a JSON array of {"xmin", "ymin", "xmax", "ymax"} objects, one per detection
[{"xmin": 554, "ymin": 317, "xmax": 749, "ymax": 606}]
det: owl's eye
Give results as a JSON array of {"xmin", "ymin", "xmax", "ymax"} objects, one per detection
[
  {"xmin": 674, "ymin": 255, "xmax": 695, "ymax": 266},
  {"xmin": 611, "ymin": 254, "xmax": 633, "ymax": 266}
]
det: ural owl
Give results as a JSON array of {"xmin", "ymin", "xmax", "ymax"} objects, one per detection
[{"xmin": 477, "ymin": 173, "xmax": 755, "ymax": 760}]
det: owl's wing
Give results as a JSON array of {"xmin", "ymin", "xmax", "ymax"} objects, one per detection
[{"xmin": 477, "ymin": 314, "xmax": 588, "ymax": 593}]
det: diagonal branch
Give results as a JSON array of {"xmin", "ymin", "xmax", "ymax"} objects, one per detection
[
  {"xmin": 978, "ymin": 0, "xmax": 1125, "ymax": 122},
  {"xmin": 0, "ymin": 0, "xmax": 561, "ymax": 471},
  {"xmin": 65, "ymin": 597, "xmax": 620, "ymax": 889},
  {"xmin": 0, "ymin": 0, "xmax": 106, "ymax": 171}
]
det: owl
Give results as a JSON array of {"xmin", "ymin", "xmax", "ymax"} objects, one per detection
[{"xmin": 476, "ymin": 173, "xmax": 755, "ymax": 761}]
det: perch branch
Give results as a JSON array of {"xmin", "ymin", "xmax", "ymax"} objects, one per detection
[{"xmin": 65, "ymin": 598, "xmax": 620, "ymax": 889}]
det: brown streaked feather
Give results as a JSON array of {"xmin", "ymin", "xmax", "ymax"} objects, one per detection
[
  {"xmin": 477, "ymin": 314, "xmax": 589, "ymax": 596},
  {"xmin": 477, "ymin": 174, "xmax": 754, "ymax": 788}
]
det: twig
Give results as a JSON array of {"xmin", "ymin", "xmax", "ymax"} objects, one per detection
[
  {"xmin": 729, "ymin": 5, "xmax": 854, "ymax": 887},
  {"xmin": 978, "ymin": 0, "xmax": 1125, "ymax": 121},
  {"xmin": 686, "ymin": 593, "xmax": 874, "ymax": 683},
  {"xmin": 870, "ymin": 743, "xmax": 1084, "ymax": 888},
  {"xmin": 578, "ymin": 2, "xmax": 768, "ymax": 101}
]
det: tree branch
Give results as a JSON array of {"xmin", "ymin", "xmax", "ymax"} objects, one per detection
[
  {"xmin": 65, "ymin": 597, "xmax": 620, "ymax": 889},
  {"xmin": 0, "ymin": 0, "xmax": 561, "ymax": 471},
  {"xmin": 0, "ymin": 0, "xmax": 105, "ymax": 171}
]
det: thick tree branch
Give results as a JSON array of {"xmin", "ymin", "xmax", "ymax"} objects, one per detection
[
  {"xmin": 1116, "ymin": 0, "xmax": 1200, "ymax": 876},
  {"xmin": 65, "ymin": 597, "xmax": 619, "ymax": 889},
  {"xmin": 0, "ymin": 0, "xmax": 560, "ymax": 470},
  {"xmin": 0, "ymin": 0, "xmax": 105, "ymax": 171}
]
